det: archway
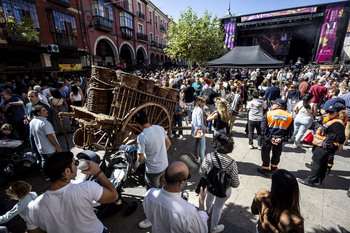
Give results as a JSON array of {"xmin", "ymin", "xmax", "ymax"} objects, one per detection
[
  {"xmin": 95, "ymin": 39, "xmax": 117, "ymax": 67},
  {"xmin": 160, "ymin": 55, "xmax": 164, "ymax": 65},
  {"xmin": 155, "ymin": 54, "xmax": 160, "ymax": 66},
  {"xmin": 150, "ymin": 53, "xmax": 155, "ymax": 65},
  {"xmin": 120, "ymin": 43, "xmax": 135, "ymax": 66},
  {"xmin": 136, "ymin": 46, "xmax": 147, "ymax": 65}
]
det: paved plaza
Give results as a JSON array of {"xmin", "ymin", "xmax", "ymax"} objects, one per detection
[{"xmin": 80, "ymin": 113, "xmax": 350, "ymax": 233}]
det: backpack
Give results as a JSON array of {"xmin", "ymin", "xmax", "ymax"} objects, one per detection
[{"xmin": 206, "ymin": 152, "xmax": 234, "ymax": 198}]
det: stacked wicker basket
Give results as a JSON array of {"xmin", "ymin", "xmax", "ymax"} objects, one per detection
[{"xmin": 85, "ymin": 66, "xmax": 179, "ymax": 118}]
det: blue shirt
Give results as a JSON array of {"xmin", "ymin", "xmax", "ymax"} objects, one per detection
[
  {"xmin": 340, "ymin": 93, "xmax": 350, "ymax": 118},
  {"xmin": 4, "ymin": 96, "xmax": 25, "ymax": 122},
  {"xmin": 265, "ymin": 86, "xmax": 281, "ymax": 101}
]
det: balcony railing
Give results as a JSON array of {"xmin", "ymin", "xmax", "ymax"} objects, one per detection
[
  {"xmin": 121, "ymin": 27, "xmax": 134, "ymax": 39},
  {"xmin": 137, "ymin": 33, "xmax": 147, "ymax": 41},
  {"xmin": 93, "ymin": 16, "xmax": 113, "ymax": 31},
  {"xmin": 47, "ymin": 0, "xmax": 69, "ymax": 8},
  {"xmin": 150, "ymin": 41, "xmax": 164, "ymax": 50},
  {"xmin": 160, "ymin": 25, "xmax": 166, "ymax": 32},
  {"xmin": 53, "ymin": 32, "xmax": 77, "ymax": 48},
  {"xmin": 138, "ymin": 12, "xmax": 145, "ymax": 20}
]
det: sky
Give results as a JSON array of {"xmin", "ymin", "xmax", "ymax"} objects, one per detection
[{"xmin": 150, "ymin": 0, "xmax": 345, "ymax": 21}]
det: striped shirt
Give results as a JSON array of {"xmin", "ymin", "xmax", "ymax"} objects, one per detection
[{"xmin": 199, "ymin": 152, "xmax": 240, "ymax": 188}]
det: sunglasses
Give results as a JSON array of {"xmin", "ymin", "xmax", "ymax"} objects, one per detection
[
  {"xmin": 167, "ymin": 173, "xmax": 191, "ymax": 183},
  {"xmin": 325, "ymin": 110, "xmax": 335, "ymax": 114},
  {"xmin": 75, "ymin": 160, "xmax": 79, "ymax": 166}
]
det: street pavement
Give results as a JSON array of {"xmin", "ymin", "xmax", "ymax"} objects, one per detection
[
  {"xmin": 1, "ymin": 112, "xmax": 349, "ymax": 233},
  {"xmin": 70, "ymin": 112, "xmax": 350, "ymax": 233}
]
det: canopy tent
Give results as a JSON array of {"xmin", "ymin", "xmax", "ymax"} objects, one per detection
[{"xmin": 205, "ymin": 45, "xmax": 284, "ymax": 68}]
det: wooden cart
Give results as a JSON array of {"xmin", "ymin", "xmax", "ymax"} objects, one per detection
[{"xmin": 60, "ymin": 66, "xmax": 179, "ymax": 151}]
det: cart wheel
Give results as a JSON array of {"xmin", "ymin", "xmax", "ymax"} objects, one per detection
[
  {"xmin": 73, "ymin": 128, "xmax": 84, "ymax": 148},
  {"xmin": 115, "ymin": 102, "xmax": 172, "ymax": 147}
]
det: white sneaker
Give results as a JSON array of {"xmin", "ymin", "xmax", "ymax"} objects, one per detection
[
  {"xmin": 211, "ymin": 224, "xmax": 225, "ymax": 233},
  {"xmin": 138, "ymin": 219, "xmax": 152, "ymax": 228},
  {"xmin": 170, "ymin": 134, "xmax": 175, "ymax": 138},
  {"xmin": 294, "ymin": 143, "xmax": 302, "ymax": 148},
  {"xmin": 249, "ymin": 145, "xmax": 254, "ymax": 149},
  {"xmin": 178, "ymin": 135, "xmax": 184, "ymax": 140},
  {"xmin": 258, "ymin": 146, "xmax": 262, "ymax": 150}
]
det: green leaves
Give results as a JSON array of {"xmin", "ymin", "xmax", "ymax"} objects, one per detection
[
  {"xmin": 164, "ymin": 7, "xmax": 224, "ymax": 67},
  {"xmin": 0, "ymin": 11, "xmax": 39, "ymax": 41}
]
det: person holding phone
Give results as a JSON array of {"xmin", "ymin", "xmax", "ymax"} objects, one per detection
[
  {"xmin": 192, "ymin": 96, "xmax": 207, "ymax": 163},
  {"xmin": 199, "ymin": 134, "xmax": 239, "ymax": 233}
]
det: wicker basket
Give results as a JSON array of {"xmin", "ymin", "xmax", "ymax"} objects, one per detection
[
  {"xmin": 139, "ymin": 79, "xmax": 155, "ymax": 94},
  {"xmin": 73, "ymin": 128, "xmax": 84, "ymax": 148},
  {"xmin": 91, "ymin": 66, "xmax": 118, "ymax": 83},
  {"xmin": 118, "ymin": 71, "xmax": 139, "ymax": 89},
  {"xmin": 154, "ymin": 85, "xmax": 169, "ymax": 98},
  {"xmin": 166, "ymin": 88, "xmax": 179, "ymax": 101},
  {"xmin": 85, "ymin": 86, "xmax": 114, "ymax": 114}
]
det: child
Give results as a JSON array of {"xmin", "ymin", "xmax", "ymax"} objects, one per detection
[
  {"xmin": 0, "ymin": 181, "xmax": 38, "ymax": 224},
  {"xmin": 0, "ymin": 124, "xmax": 20, "ymax": 140}
]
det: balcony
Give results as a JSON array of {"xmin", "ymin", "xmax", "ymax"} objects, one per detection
[
  {"xmin": 53, "ymin": 32, "xmax": 77, "ymax": 49},
  {"xmin": 93, "ymin": 16, "xmax": 113, "ymax": 31},
  {"xmin": 138, "ymin": 12, "xmax": 145, "ymax": 20},
  {"xmin": 137, "ymin": 33, "xmax": 147, "ymax": 42},
  {"xmin": 160, "ymin": 25, "xmax": 166, "ymax": 32},
  {"xmin": 157, "ymin": 43, "xmax": 163, "ymax": 49},
  {"xmin": 121, "ymin": 27, "xmax": 134, "ymax": 39},
  {"xmin": 47, "ymin": 0, "xmax": 69, "ymax": 8}
]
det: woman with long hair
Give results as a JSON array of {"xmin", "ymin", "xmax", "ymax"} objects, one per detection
[
  {"xmin": 292, "ymin": 93, "xmax": 317, "ymax": 147},
  {"xmin": 191, "ymin": 96, "xmax": 207, "ymax": 163},
  {"xmin": 286, "ymin": 84, "xmax": 301, "ymax": 117},
  {"xmin": 207, "ymin": 98, "xmax": 230, "ymax": 136},
  {"xmin": 199, "ymin": 134, "xmax": 239, "ymax": 233},
  {"xmin": 69, "ymin": 84, "xmax": 84, "ymax": 107},
  {"xmin": 49, "ymin": 88, "xmax": 71, "ymax": 134},
  {"xmin": 251, "ymin": 169, "xmax": 304, "ymax": 233},
  {"xmin": 0, "ymin": 181, "xmax": 37, "ymax": 225}
]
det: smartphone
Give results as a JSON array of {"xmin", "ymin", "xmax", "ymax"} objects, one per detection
[{"xmin": 195, "ymin": 178, "xmax": 208, "ymax": 194}]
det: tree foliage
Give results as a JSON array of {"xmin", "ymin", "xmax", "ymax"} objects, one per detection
[
  {"xmin": 164, "ymin": 7, "xmax": 225, "ymax": 67},
  {"xmin": 0, "ymin": 10, "xmax": 39, "ymax": 41}
]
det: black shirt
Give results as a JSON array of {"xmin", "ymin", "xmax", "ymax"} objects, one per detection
[
  {"xmin": 202, "ymin": 88, "xmax": 217, "ymax": 104},
  {"xmin": 183, "ymin": 86, "xmax": 196, "ymax": 103}
]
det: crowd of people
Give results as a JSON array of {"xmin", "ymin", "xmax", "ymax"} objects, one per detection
[{"xmin": 0, "ymin": 64, "xmax": 350, "ymax": 233}]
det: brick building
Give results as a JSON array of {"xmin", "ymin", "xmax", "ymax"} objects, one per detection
[{"xmin": 0, "ymin": 0, "xmax": 170, "ymax": 80}]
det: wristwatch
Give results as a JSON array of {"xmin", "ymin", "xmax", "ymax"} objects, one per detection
[{"xmin": 95, "ymin": 170, "xmax": 103, "ymax": 177}]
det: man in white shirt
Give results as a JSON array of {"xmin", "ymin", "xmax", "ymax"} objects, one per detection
[
  {"xmin": 143, "ymin": 161, "xmax": 208, "ymax": 233},
  {"xmin": 135, "ymin": 111, "xmax": 171, "ymax": 229},
  {"xmin": 26, "ymin": 152, "xmax": 118, "ymax": 233},
  {"xmin": 33, "ymin": 85, "xmax": 49, "ymax": 107}
]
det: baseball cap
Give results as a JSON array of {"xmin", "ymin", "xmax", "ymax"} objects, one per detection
[
  {"xmin": 323, "ymin": 102, "xmax": 346, "ymax": 112},
  {"xmin": 273, "ymin": 99, "xmax": 286, "ymax": 108},
  {"xmin": 318, "ymin": 78, "xmax": 326, "ymax": 84}
]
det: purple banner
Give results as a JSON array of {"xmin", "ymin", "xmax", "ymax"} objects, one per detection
[
  {"xmin": 241, "ymin": 7, "xmax": 317, "ymax": 22},
  {"xmin": 315, "ymin": 3, "xmax": 345, "ymax": 63},
  {"xmin": 224, "ymin": 21, "xmax": 236, "ymax": 49}
]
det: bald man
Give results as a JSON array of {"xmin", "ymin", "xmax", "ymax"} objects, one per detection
[{"xmin": 142, "ymin": 161, "xmax": 208, "ymax": 233}]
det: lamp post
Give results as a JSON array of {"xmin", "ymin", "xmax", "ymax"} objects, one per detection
[{"xmin": 81, "ymin": 9, "xmax": 94, "ymax": 67}]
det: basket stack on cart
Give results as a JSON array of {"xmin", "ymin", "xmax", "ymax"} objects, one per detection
[{"xmin": 67, "ymin": 66, "xmax": 179, "ymax": 150}]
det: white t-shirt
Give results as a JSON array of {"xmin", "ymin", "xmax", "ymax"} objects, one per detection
[
  {"xmin": 26, "ymin": 182, "xmax": 103, "ymax": 233},
  {"xmin": 137, "ymin": 125, "xmax": 168, "ymax": 174},
  {"xmin": 295, "ymin": 101, "xmax": 315, "ymax": 119}
]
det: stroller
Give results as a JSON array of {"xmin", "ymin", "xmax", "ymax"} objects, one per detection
[
  {"xmin": 0, "ymin": 139, "xmax": 38, "ymax": 178},
  {"xmin": 75, "ymin": 143, "xmax": 139, "ymax": 218}
]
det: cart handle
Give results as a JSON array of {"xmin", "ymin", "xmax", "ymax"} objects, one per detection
[{"xmin": 88, "ymin": 143, "xmax": 108, "ymax": 160}]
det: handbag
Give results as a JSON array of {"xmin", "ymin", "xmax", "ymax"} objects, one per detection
[
  {"xmin": 302, "ymin": 131, "xmax": 313, "ymax": 145},
  {"xmin": 194, "ymin": 129, "xmax": 203, "ymax": 138}
]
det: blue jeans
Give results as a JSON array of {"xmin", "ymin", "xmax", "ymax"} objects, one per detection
[
  {"xmin": 213, "ymin": 128, "xmax": 227, "ymax": 137},
  {"xmin": 292, "ymin": 116, "xmax": 313, "ymax": 144},
  {"xmin": 172, "ymin": 114, "xmax": 183, "ymax": 136},
  {"xmin": 194, "ymin": 134, "xmax": 206, "ymax": 163}
]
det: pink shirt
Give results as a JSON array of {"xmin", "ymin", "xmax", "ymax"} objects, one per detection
[{"xmin": 309, "ymin": 84, "xmax": 327, "ymax": 104}]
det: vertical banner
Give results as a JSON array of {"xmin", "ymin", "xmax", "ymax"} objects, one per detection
[
  {"xmin": 315, "ymin": 3, "xmax": 345, "ymax": 63},
  {"xmin": 224, "ymin": 21, "xmax": 236, "ymax": 49},
  {"xmin": 341, "ymin": 20, "xmax": 350, "ymax": 60}
]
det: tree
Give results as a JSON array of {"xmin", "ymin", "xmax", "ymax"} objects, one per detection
[
  {"xmin": 164, "ymin": 7, "xmax": 224, "ymax": 68},
  {"xmin": 0, "ymin": 10, "xmax": 39, "ymax": 41}
]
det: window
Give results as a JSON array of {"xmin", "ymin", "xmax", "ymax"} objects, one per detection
[
  {"xmin": 155, "ymin": 15, "xmax": 158, "ymax": 28},
  {"xmin": 149, "ymin": 11, "xmax": 152, "ymax": 24},
  {"xmin": 137, "ymin": 2, "xmax": 141, "ymax": 13},
  {"xmin": 150, "ymin": 33, "xmax": 154, "ymax": 41},
  {"xmin": 52, "ymin": 10, "xmax": 77, "ymax": 35},
  {"xmin": 160, "ymin": 19, "xmax": 163, "ymax": 26},
  {"xmin": 93, "ymin": 0, "xmax": 113, "ymax": 21},
  {"xmin": 120, "ymin": 11, "xmax": 133, "ymax": 37},
  {"xmin": 138, "ymin": 23, "xmax": 143, "ymax": 34},
  {"xmin": 2, "ymin": 0, "xmax": 40, "ymax": 28},
  {"xmin": 155, "ymin": 35, "xmax": 158, "ymax": 43},
  {"xmin": 161, "ymin": 38, "xmax": 163, "ymax": 46}
]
